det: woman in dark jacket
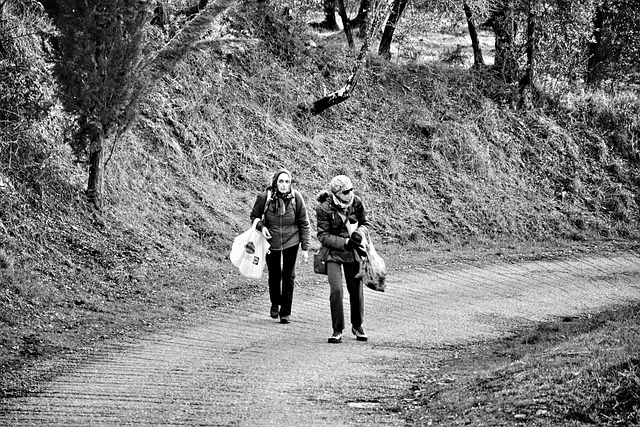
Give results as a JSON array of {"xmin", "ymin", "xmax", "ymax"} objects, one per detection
[
  {"xmin": 316, "ymin": 175, "xmax": 370, "ymax": 343},
  {"xmin": 250, "ymin": 168, "xmax": 310, "ymax": 324}
]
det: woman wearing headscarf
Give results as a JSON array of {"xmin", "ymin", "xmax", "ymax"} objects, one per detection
[
  {"xmin": 315, "ymin": 175, "xmax": 370, "ymax": 343},
  {"xmin": 250, "ymin": 168, "xmax": 310, "ymax": 324}
]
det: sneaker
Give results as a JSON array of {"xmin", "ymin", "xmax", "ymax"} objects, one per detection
[
  {"xmin": 280, "ymin": 315, "xmax": 290, "ymax": 324},
  {"xmin": 270, "ymin": 305, "xmax": 279, "ymax": 319},
  {"xmin": 352, "ymin": 326, "xmax": 368, "ymax": 341},
  {"xmin": 328, "ymin": 331, "xmax": 342, "ymax": 344}
]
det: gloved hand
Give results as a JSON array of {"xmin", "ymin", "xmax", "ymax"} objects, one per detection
[
  {"xmin": 346, "ymin": 237, "xmax": 366, "ymax": 257},
  {"xmin": 350, "ymin": 231, "xmax": 363, "ymax": 245},
  {"xmin": 344, "ymin": 238, "xmax": 353, "ymax": 250},
  {"xmin": 353, "ymin": 242, "xmax": 367, "ymax": 258}
]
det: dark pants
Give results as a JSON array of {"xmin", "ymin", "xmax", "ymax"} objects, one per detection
[
  {"xmin": 266, "ymin": 245, "xmax": 299, "ymax": 317},
  {"xmin": 327, "ymin": 261, "xmax": 363, "ymax": 332}
]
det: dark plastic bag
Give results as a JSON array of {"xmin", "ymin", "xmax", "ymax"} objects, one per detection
[{"xmin": 355, "ymin": 232, "xmax": 386, "ymax": 292}]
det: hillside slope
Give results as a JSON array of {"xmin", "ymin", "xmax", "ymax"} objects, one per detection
[{"xmin": 1, "ymin": 4, "xmax": 639, "ymax": 396}]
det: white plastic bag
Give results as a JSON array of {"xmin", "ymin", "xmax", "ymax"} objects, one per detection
[{"xmin": 230, "ymin": 219, "xmax": 270, "ymax": 279}]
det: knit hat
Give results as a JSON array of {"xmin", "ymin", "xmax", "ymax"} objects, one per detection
[{"xmin": 329, "ymin": 175, "xmax": 353, "ymax": 195}]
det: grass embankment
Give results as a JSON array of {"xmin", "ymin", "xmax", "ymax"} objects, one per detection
[
  {"xmin": 397, "ymin": 301, "xmax": 640, "ymax": 426},
  {"xmin": 1, "ymin": 2, "xmax": 639, "ymax": 422}
]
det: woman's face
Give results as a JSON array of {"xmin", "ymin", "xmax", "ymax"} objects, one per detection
[
  {"xmin": 336, "ymin": 186, "xmax": 353, "ymax": 203},
  {"xmin": 276, "ymin": 173, "xmax": 291, "ymax": 193}
]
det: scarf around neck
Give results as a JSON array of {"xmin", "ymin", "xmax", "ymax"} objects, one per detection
[
  {"xmin": 331, "ymin": 192, "xmax": 353, "ymax": 213},
  {"xmin": 271, "ymin": 190, "xmax": 293, "ymax": 216}
]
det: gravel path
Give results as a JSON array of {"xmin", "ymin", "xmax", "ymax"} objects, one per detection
[{"xmin": 1, "ymin": 250, "xmax": 640, "ymax": 426}]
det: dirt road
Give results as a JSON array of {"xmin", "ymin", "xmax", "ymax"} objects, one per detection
[{"xmin": 1, "ymin": 250, "xmax": 640, "ymax": 426}]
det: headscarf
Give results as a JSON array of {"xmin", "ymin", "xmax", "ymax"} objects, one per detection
[
  {"xmin": 329, "ymin": 175, "xmax": 354, "ymax": 212},
  {"xmin": 269, "ymin": 168, "xmax": 293, "ymax": 216}
]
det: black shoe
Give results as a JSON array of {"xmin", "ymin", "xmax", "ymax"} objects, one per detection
[
  {"xmin": 270, "ymin": 305, "xmax": 279, "ymax": 319},
  {"xmin": 328, "ymin": 330, "xmax": 342, "ymax": 343},
  {"xmin": 352, "ymin": 326, "xmax": 368, "ymax": 341},
  {"xmin": 280, "ymin": 316, "xmax": 290, "ymax": 324}
]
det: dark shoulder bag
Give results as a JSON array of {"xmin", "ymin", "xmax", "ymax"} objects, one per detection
[{"xmin": 314, "ymin": 246, "xmax": 329, "ymax": 275}]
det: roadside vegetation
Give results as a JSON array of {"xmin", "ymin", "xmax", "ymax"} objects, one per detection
[
  {"xmin": 395, "ymin": 300, "xmax": 640, "ymax": 426},
  {"xmin": 1, "ymin": 0, "xmax": 639, "ymax": 424}
]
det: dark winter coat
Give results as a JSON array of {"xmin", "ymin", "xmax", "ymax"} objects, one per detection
[
  {"xmin": 250, "ymin": 189, "xmax": 310, "ymax": 252},
  {"xmin": 315, "ymin": 191, "xmax": 369, "ymax": 264}
]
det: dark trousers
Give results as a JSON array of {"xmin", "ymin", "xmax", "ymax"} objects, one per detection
[
  {"xmin": 265, "ymin": 245, "xmax": 299, "ymax": 317},
  {"xmin": 327, "ymin": 261, "xmax": 363, "ymax": 332}
]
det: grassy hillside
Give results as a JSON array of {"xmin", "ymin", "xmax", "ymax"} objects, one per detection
[{"xmin": 1, "ymin": 1, "xmax": 639, "ymax": 397}]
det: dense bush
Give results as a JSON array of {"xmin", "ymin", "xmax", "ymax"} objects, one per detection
[
  {"xmin": 589, "ymin": 0, "xmax": 640, "ymax": 85},
  {"xmin": 0, "ymin": 1, "xmax": 66, "ymax": 204}
]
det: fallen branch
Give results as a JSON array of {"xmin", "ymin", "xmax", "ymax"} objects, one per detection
[
  {"xmin": 298, "ymin": 39, "xmax": 369, "ymax": 115},
  {"xmin": 298, "ymin": 0, "xmax": 384, "ymax": 116}
]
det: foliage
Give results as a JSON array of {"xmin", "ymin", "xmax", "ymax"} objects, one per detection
[
  {"xmin": 591, "ymin": 0, "xmax": 640, "ymax": 84},
  {"xmin": 224, "ymin": 0, "xmax": 310, "ymax": 66},
  {"xmin": 51, "ymin": 0, "xmax": 150, "ymax": 160},
  {"xmin": 412, "ymin": 0, "xmax": 639, "ymax": 91},
  {"xmin": 535, "ymin": 0, "xmax": 596, "ymax": 87},
  {"xmin": 427, "ymin": 0, "xmax": 501, "ymax": 27},
  {"xmin": 506, "ymin": 0, "xmax": 640, "ymax": 89},
  {"xmin": 0, "ymin": 0, "xmax": 77, "ymax": 225},
  {"xmin": 0, "ymin": 1, "xmax": 56, "ymax": 125}
]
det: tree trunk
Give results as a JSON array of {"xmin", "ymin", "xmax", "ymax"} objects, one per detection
[
  {"xmin": 463, "ymin": 1, "xmax": 484, "ymax": 67},
  {"xmin": 336, "ymin": 0, "xmax": 354, "ymax": 48},
  {"xmin": 350, "ymin": 0, "xmax": 370, "ymax": 37},
  {"xmin": 519, "ymin": 0, "xmax": 536, "ymax": 108},
  {"xmin": 311, "ymin": 0, "xmax": 339, "ymax": 30},
  {"xmin": 492, "ymin": 0, "xmax": 518, "ymax": 83},
  {"xmin": 86, "ymin": 125, "xmax": 105, "ymax": 211},
  {"xmin": 378, "ymin": 0, "xmax": 408, "ymax": 60},
  {"xmin": 151, "ymin": 2, "xmax": 169, "ymax": 28},
  {"xmin": 586, "ymin": 4, "xmax": 605, "ymax": 84}
]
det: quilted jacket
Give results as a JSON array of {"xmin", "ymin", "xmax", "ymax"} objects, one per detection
[
  {"xmin": 250, "ymin": 189, "xmax": 310, "ymax": 251},
  {"xmin": 315, "ymin": 191, "xmax": 369, "ymax": 264}
]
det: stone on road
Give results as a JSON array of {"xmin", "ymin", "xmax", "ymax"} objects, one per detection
[{"xmin": 1, "ymin": 251, "xmax": 639, "ymax": 426}]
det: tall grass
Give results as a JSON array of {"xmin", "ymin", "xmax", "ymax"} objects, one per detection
[{"xmin": 401, "ymin": 302, "xmax": 640, "ymax": 426}]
